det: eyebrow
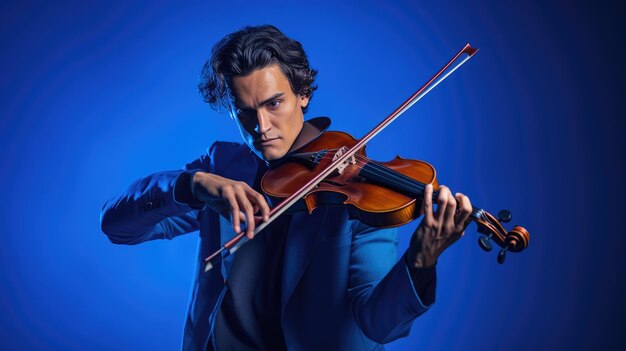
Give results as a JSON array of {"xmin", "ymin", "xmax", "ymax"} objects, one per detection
[{"xmin": 235, "ymin": 92, "xmax": 284, "ymax": 110}]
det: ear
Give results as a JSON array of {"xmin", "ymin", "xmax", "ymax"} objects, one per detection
[{"xmin": 299, "ymin": 94, "xmax": 310, "ymax": 108}]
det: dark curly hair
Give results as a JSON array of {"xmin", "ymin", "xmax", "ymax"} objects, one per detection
[{"xmin": 198, "ymin": 25, "xmax": 318, "ymax": 114}]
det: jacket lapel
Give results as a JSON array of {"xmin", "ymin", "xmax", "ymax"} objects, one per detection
[
  {"xmin": 281, "ymin": 207, "xmax": 328, "ymax": 311},
  {"xmin": 211, "ymin": 142, "xmax": 329, "ymax": 308}
]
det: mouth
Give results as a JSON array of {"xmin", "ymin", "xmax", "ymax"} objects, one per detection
[{"xmin": 255, "ymin": 137, "xmax": 280, "ymax": 148}]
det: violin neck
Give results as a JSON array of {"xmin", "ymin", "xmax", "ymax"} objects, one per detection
[
  {"xmin": 432, "ymin": 190, "xmax": 484, "ymax": 221},
  {"xmin": 359, "ymin": 161, "xmax": 483, "ymax": 220}
]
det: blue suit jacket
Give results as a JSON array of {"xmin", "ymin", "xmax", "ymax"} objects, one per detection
[{"xmin": 100, "ymin": 141, "xmax": 431, "ymax": 351}]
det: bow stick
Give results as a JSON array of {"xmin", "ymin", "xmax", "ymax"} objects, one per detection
[{"xmin": 204, "ymin": 44, "xmax": 479, "ymax": 272}]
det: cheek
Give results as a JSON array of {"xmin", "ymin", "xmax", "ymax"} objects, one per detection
[
  {"xmin": 235, "ymin": 120, "xmax": 255, "ymax": 142},
  {"xmin": 283, "ymin": 103, "xmax": 303, "ymax": 135},
  {"xmin": 238, "ymin": 117, "xmax": 255, "ymax": 132},
  {"xmin": 237, "ymin": 115, "xmax": 261, "ymax": 135}
]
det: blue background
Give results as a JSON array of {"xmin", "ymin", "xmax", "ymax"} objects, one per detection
[{"xmin": 1, "ymin": 0, "xmax": 623, "ymax": 350}]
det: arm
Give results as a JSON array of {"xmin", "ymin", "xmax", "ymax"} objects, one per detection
[
  {"xmin": 349, "ymin": 184, "xmax": 472, "ymax": 344},
  {"xmin": 348, "ymin": 223, "xmax": 433, "ymax": 344},
  {"xmin": 100, "ymin": 141, "xmax": 271, "ymax": 245},
  {"xmin": 99, "ymin": 152, "xmax": 212, "ymax": 245},
  {"xmin": 405, "ymin": 259, "xmax": 436, "ymax": 306}
]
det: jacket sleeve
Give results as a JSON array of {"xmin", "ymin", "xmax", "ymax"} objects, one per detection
[
  {"xmin": 348, "ymin": 221, "xmax": 434, "ymax": 344},
  {"xmin": 99, "ymin": 148, "xmax": 214, "ymax": 245}
]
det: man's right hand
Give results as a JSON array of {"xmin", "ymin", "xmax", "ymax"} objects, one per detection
[{"xmin": 192, "ymin": 172, "xmax": 270, "ymax": 239}]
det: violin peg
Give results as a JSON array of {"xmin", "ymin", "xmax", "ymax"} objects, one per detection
[
  {"xmin": 498, "ymin": 209, "xmax": 512, "ymax": 223},
  {"xmin": 497, "ymin": 247, "xmax": 507, "ymax": 264},
  {"xmin": 478, "ymin": 235, "xmax": 493, "ymax": 252}
]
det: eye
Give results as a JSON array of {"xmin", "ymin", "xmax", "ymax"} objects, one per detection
[
  {"xmin": 267, "ymin": 100, "xmax": 281, "ymax": 109},
  {"xmin": 236, "ymin": 108, "xmax": 253, "ymax": 118}
]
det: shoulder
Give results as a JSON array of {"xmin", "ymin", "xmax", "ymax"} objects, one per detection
[
  {"xmin": 207, "ymin": 141, "xmax": 257, "ymax": 174},
  {"xmin": 207, "ymin": 140, "xmax": 249, "ymax": 158},
  {"xmin": 182, "ymin": 141, "xmax": 253, "ymax": 173}
]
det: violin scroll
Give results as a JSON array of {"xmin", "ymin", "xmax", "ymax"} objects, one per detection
[{"xmin": 475, "ymin": 208, "xmax": 530, "ymax": 264}]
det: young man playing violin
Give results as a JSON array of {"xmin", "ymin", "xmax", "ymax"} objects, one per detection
[{"xmin": 100, "ymin": 25, "xmax": 472, "ymax": 351}]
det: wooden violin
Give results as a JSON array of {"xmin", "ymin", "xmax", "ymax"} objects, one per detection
[
  {"xmin": 262, "ymin": 129, "xmax": 529, "ymax": 264},
  {"xmin": 204, "ymin": 44, "xmax": 530, "ymax": 271}
]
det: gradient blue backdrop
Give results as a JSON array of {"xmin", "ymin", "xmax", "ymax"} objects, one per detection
[{"xmin": 1, "ymin": 0, "xmax": 623, "ymax": 350}]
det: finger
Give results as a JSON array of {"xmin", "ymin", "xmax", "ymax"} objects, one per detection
[
  {"xmin": 239, "ymin": 181, "xmax": 270, "ymax": 222},
  {"xmin": 235, "ymin": 211, "xmax": 256, "ymax": 238},
  {"xmin": 235, "ymin": 187, "xmax": 256, "ymax": 239},
  {"xmin": 435, "ymin": 185, "xmax": 450, "ymax": 226},
  {"xmin": 237, "ymin": 211, "xmax": 246, "ymax": 223},
  {"xmin": 224, "ymin": 188, "xmax": 241, "ymax": 233},
  {"xmin": 455, "ymin": 193, "xmax": 472, "ymax": 230},
  {"xmin": 422, "ymin": 183, "xmax": 435, "ymax": 226},
  {"xmin": 443, "ymin": 189, "xmax": 458, "ymax": 231},
  {"xmin": 249, "ymin": 189, "xmax": 270, "ymax": 222},
  {"xmin": 234, "ymin": 211, "xmax": 247, "ymax": 233}
]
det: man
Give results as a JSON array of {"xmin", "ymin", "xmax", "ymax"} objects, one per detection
[{"xmin": 100, "ymin": 25, "xmax": 472, "ymax": 351}]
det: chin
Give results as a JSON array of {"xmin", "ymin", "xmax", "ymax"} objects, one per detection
[
  {"xmin": 261, "ymin": 152, "xmax": 280, "ymax": 162},
  {"xmin": 260, "ymin": 149, "xmax": 287, "ymax": 162}
]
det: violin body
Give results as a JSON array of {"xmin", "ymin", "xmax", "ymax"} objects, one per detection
[{"xmin": 262, "ymin": 131, "xmax": 440, "ymax": 228}]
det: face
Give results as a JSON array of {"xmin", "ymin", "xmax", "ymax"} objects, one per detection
[{"xmin": 229, "ymin": 64, "xmax": 310, "ymax": 161}]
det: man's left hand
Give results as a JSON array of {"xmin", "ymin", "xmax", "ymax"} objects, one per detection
[{"xmin": 406, "ymin": 183, "xmax": 472, "ymax": 268}]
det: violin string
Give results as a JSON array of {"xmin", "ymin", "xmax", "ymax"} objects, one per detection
[
  {"xmin": 314, "ymin": 151, "xmax": 431, "ymax": 198},
  {"xmin": 362, "ymin": 160, "xmax": 484, "ymax": 219},
  {"xmin": 313, "ymin": 151, "xmax": 428, "ymax": 194},
  {"xmin": 360, "ymin": 158, "xmax": 428, "ymax": 194},
  {"xmin": 311, "ymin": 151, "xmax": 483, "ymax": 218}
]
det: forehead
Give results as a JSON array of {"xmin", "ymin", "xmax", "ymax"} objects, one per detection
[{"xmin": 230, "ymin": 65, "xmax": 292, "ymax": 107}]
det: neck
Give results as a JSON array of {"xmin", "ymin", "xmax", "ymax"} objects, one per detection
[
  {"xmin": 289, "ymin": 122, "xmax": 320, "ymax": 152},
  {"xmin": 289, "ymin": 116, "xmax": 331, "ymax": 152},
  {"xmin": 266, "ymin": 116, "xmax": 331, "ymax": 168}
]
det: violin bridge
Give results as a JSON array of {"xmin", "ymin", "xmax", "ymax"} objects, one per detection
[{"xmin": 333, "ymin": 146, "xmax": 357, "ymax": 174}]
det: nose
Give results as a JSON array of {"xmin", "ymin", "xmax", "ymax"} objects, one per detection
[{"xmin": 254, "ymin": 110, "xmax": 272, "ymax": 134}]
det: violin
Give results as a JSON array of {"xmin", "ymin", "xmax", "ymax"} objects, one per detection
[
  {"xmin": 204, "ymin": 44, "xmax": 530, "ymax": 272},
  {"xmin": 262, "ymin": 129, "xmax": 529, "ymax": 264}
]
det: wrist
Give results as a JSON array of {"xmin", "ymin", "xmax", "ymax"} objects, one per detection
[
  {"xmin": 174, "ymin": 170, "xmax": 205, "ymax": 209},
  {"xmin": 405, "ymin": 249, "xmax": 437, "ymax": 269},
  {"xmin": 191, "ymin": 172, "xmax": 202, "ymax": 200},
  {"xmin": 192, "ymin": 171, "xmax": 203, "ymax": 186}
]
